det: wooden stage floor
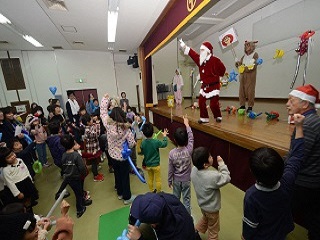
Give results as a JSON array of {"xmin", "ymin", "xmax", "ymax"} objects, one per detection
[{"xmin": 150, "ymin": 98, "xmax": 295, "ymax": 157}]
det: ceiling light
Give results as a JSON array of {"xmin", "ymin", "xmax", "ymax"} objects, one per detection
[
  {"xmin": 108, "ymin": 10, "xmax": 118, "ymax": 42},
  {"xmin": 42, "ymin": 0, "xmax": 68, "ymax": 11},
  {"xmin": 0, "ymin": 13, "xmax": 11, "ymax": 24},
  {"xmin": 23, "ymin": 35, "xmax": 43, "ymax": 47}
]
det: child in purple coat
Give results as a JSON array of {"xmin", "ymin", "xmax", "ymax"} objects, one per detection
[{"xmin": 168, "ymin": 115, "xmax": 194, "ymax": 214}]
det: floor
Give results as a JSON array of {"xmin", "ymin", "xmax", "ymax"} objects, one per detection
[{"xmin": 34, "ymin": 139, "xmax": 307, "ymax": 239}]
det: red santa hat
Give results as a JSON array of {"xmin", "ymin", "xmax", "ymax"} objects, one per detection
[
  {"xmin": 200, "ymin": 41, "xmax": 213, "ymax": 54},
  {"xmin": 289, "ymin": 84, "xmax": 320, "ymax": 108}
]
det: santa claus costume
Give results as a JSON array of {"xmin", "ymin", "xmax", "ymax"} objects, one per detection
[{"xmin": 181, "ymin": 41, "xmax": 226, "ymax": 123}]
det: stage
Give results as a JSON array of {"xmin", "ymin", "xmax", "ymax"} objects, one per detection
[{"xmin": 150, "ymin": 98, "xmax": 295, "ymax": 191}]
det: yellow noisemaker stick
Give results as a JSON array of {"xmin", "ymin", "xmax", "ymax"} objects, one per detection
[{"xmin": 167, "ymin": 95, "xmax": 175, "ymax": 122}]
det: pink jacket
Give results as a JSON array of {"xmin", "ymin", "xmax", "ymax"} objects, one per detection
[
  {"xmin": 100, "ymin": 96, "xmax": 135, "ymax": 160},
  {"xmin": 31, "ymin": 125, "xmax": 47, "ymax": 144}
]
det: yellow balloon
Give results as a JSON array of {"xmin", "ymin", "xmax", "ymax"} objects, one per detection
[
  {"xmin": 247, "ymin": 65, "xmax": 254, "ymax": 70},
  {"xmin": 167, "ymin": 95, "xmax": 174, "ymax": 108},
  {"xmin": 273, "ymin": 49, "xmax": 285, "ymax": 59},
  {"xmin": 238, "ymin": 65, "xmax": 245, "ymax": 73}
]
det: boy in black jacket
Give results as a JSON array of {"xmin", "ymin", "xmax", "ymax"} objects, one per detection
[{"xmin": 60, "ymin": 134, "xmax": 92, "ymax": 218}]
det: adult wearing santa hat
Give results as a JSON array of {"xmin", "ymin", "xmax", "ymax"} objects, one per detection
[
  {"xmin": 180, "ymin": 40, "xmax": 226, "ymax": 123},
  {"xmin": 286, "ymin": 84, "xmax": 320, "ymax": 239}
]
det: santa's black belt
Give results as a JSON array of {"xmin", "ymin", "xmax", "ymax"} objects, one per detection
[{"xmin": 201, "ymin": 82, "xmax": 219, "ymax": 88}]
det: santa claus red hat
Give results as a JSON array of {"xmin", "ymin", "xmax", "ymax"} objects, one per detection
[
  {"xmin": 200, "ymin": 41, "xmax": 213, "ymax": 54},
  {"xmin": 289, "ymin": 84, "xmax": 320, "ymax": 107}
]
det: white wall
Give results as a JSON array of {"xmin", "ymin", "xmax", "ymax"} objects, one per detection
[
  {"xmin": 0, "ymin": 50, "xmax": 142, "ymax": 113},
  {"xmin": 153, "ymin": 0, "xmax": 320, "ymax": 99}
]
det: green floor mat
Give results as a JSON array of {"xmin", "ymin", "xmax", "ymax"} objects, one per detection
[{"xmin": 99, "ymin": 206, "xmax": 130, "ymax": 240}]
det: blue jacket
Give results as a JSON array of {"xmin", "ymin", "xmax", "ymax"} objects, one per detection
[{"xmin": 46, "ymin": 135, "xmax": 65, "ymax": 167}]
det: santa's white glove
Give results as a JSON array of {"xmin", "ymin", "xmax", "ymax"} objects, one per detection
[{"xmin": 179, "ymin": 39, "xmax": 186, "ymax": 48}]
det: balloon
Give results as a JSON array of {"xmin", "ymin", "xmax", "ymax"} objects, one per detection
[
  {"xmin": 32, "ymin": 160, "xmax": 42, "ymax": 174},
  {"xmin": 256, "ymin": 58, "xmax": 263, "ymax": 65},
  {"xmin": 49, "ymin": 86, "xmax": 57, "ymax": 96},
  {"xmin": 0, "ymin": 132, "xmax": 2, "ymax": 141},
  {"xmin": 24, "ymin": 134, "xmax": 33, "ymax": 145},
  {"xmin": 122, "ymin": 141, "xmax": 146, "ymax": 183},
  {"xmin": 247, "ymin": 111, "xmax": 262, "ymax": 119},
  {"xmin": 117, "ymin": 229, "xmax": 129, "ymax": 240},
  {"xmin": 273, "ymin": 49, "xmax": 284, "ymax": 59},
  {"xmin": 117, "ymin": 220, "xmax": 141, "ymax": 240},
  {"xmin": 153, "ymin": 130, "xmax": 162, "ymax": 139},
  {"xmin": 238, "ymin": 109, "xmax": 246, "ymax": 116},
  {"xmin": 228, "ymin": 69, "xmax": 238, "ymax": 82},
  {"xmin": 139, "ymin": 116, "xmax": 146, "ymax": 131},
  {"xmin": 167, "ymin": 95, "xmax": 175, "ymax": 108},
  {"xmin": 238, "ymin": 65, "xmax": 245, "ymax": 73},
  {"xmin": 265, "ymin": 111, "xmax": 279, "ymax": 121}
]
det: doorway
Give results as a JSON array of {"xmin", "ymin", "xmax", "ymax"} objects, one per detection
[{"xmin": 67, "ymin": 89, "xmax": 98, "ymax": 107}]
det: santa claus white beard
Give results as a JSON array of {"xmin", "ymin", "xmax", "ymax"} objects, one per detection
[{"xmin": 199, "ymin": 51, "xmax": 207, "ymax": 66}]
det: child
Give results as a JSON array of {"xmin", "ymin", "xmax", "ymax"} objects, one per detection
[
  {"xmin": 30, "ymin": 117, "xmax": 50, "ymax": 167},
  {"xmin": 168, "ymin": 115, "xmax": 194, "ymax": 214},
  {"xmin": 242, "ymin": 114, "xmax": 305, "ymax": 240},
  {"xmin": 132, "ymin": 115, "xmax": 144, "ymax": 155},
  {"xmin": 0, "ymin": 147, "xmax": 39, "ymax": 211},
  {"xmin": 191, "ymin": 147, "xmax": 231, "ymax": 239},
  {"xmin": 10, "ymin": 138, "xmax": 36, "ymax": 178},
  {"xmin": 81, "ymin": 114, "xmax": 104, "ymax": 182},
  {"xmin": 141, "ymin": 122, "xmax": 168, "ymax": 193},
  {"xmin": 46, "ymin": 122, "xmax": 72, "ymax": 200},
  {"xmin": 60, "ymin": 134, "xmax": 92, "ymax": 218}
]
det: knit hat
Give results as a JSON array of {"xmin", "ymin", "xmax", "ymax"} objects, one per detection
[
  {"xmin": 200, "ymin": 41, "xmax": 213, "ymax": 54},
  {"xmin": 289, "ymin": 84, "xmax": 320, "ymax": 108}
]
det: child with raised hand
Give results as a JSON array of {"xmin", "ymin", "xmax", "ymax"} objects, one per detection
[
  {"xmin": 242, "ymin": 114, "xmax": 305, "ymax": 240},
  {"xmin": 168, "ymin": 115, "xmax": 194, "ymax": 214},
  {"xmin": 191, "ymin": 147, "xmax": 231, "ymax": 240},
  {"xmin": 141, "ymin": 122, "xmax": 168, "ymax": 193},
  {"xmin": 10, "ymin": 137, "xmax": 36, "ymax": 178},
  {"xmin": 60, "ymin": 134, "xmax": 92, "ymax": 218}
]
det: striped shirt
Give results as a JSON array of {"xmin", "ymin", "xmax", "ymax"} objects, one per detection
[{"xmin": 289, "ymin": 109, "xmax": 320, "ymax": 188}]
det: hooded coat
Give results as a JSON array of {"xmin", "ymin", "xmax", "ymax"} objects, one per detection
[{"xmin": 130, "ymin": 192, "xmax": 195, "ymax": 240}]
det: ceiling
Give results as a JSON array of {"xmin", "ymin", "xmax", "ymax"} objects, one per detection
[{"xmin": 0, "ymin": 0, "xmax": 273, "ymax": 54}]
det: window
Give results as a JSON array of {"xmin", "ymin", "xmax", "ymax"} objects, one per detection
[{"xmin": 0, "ymin": 58, "xmax": 26, "ymax": 90}]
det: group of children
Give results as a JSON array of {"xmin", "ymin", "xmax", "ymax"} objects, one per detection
[
  {"xmin": 126, "ymin": 112, "xmax": 306, "ymax": 240},
  {"xmin": 0, "ymin": 89, "xmax": 307, "ymax": 239}
]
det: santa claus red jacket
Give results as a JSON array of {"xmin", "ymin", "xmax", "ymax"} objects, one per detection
[{"xmin": 188, "ymin": 48, "xmax": 226, "ymax": 87}]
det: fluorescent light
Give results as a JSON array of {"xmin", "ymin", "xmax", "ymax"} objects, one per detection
[
  {"xmin": 108, "ymin": 10, "xmax": 118, "ymax": 42},
  {"xmin": 0, "ymin": 13, "xmax": 11, "ymax": 24},
  {"xmin": 22, "ymin": 35, "xmax": 43, "ymax": 47}
]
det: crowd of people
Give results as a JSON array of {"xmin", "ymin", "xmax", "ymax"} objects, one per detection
[{"xmin": 0, "ymin": 83, "xmax": 319, "ymax": 240}]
